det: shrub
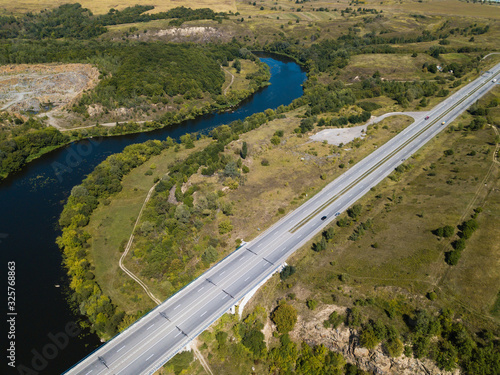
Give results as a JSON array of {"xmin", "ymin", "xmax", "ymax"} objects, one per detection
[
  {"xmin": 218, "ymin": 219, "xmax": 233, "ymax": 235},
  {"xmin": 307, "ymin": 299, "xmax": 318, "ymax": 310},
  {"xmin": 270, "ymin": 135, "xmax": 281, "ymax": 145},
  {"xmin": 280, "ymin": 265, "xmax": 296, "ymax": 280},
  {"xmin": 328, "ymin": 311, "xmax": 344, "ymax": 328}
]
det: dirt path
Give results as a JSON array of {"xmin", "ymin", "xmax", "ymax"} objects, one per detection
[
  {"xmin": 191, "ymin": 339, "xmax": 214, "ymax": 375},
  {"xmin": 222, "ymin": 67, "xmax": 235, "ymax": 95},
  {"xmin": 119, "ymin": 182, "xmax": 162, "ymax": 305},
  {"xmin": 483, "ymin": 52, "xmax": 500, "ymax": 60}
]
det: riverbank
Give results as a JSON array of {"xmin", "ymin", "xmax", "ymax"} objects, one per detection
[{"xmin": 0, "ymin": 56, "xmax": 271, "ymax": 182}]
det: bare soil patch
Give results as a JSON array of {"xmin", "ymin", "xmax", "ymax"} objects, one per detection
[{"xmin": 0, "ymin": 63, "xmax": 99, "ymax": 114}]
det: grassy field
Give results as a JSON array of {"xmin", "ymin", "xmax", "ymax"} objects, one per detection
[
  {"xmin": 339, "ymin": 53, "xmax": 441, "ymax": 82},
  {"xmin": 86, "ymin": 138, "xmax": 212, "ymax": 314},
  {"xmin": 0, "ymin": 0, "xmax": 236, "ymax": 15}
]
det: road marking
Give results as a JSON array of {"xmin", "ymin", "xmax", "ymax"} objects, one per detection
[
  {"xmin": 220, "ymin": 271, "xmax": 225, "ymax": 276},
  {"xmin": 174, "ymin": 304, "xmax": 181, "ymax": 310},
  {"xmin": 146, "ymin": 354, "xmax": 154, "ymax": 361},
  {"xmin": 200, "ymin": 311, "xmax": 207, "ymax": 317},
  {"xmin": 85, "ymin": 371, "xmax": 92, "ymax": 375},
  {"xmin": 262, "ymin": 263, "xmax": 267, "ymax": 267},
  {"xmin": 117, "ymin": 346, "xmax": 126, "ymax": 352},
  {"xmin": 147, "ymin": 324, "xmax": 155, "ymax": 330},
  {"xmin": 244, "ymin": 276, "xmax": 250, "ymax": 281},
  {"xmin": 175, "ymin": 331, "xmax": 181, "ymax": 338},
  {"xmin": 222, "ymin": 295, "xmax": 227, "ymax": 299},
  {"xmin": 198, "ymin": 287, "xmax": 204, "ymax": 292}
]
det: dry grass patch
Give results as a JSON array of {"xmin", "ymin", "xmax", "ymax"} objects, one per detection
[{"xmin": 340, "ymin": 53, "xmax": 440, "ymax": 82}]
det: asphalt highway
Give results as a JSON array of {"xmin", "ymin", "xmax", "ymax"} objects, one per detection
[{"xmin": 65, "ymin": 63, "xmax": 500, "ymax": 375}]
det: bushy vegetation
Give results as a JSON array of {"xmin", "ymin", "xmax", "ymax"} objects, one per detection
[
  {"xmin": 0, "ymin": 118, "xmax": 69, "ymax": 178},
  {"xmin": 444, "ymin": 210, "xmax": 481, "ymax": 266}
]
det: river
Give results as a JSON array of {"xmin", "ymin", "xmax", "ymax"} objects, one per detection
[{"xmin": 0, "ymin": 55, "xmax": 306, "ymax": 374}]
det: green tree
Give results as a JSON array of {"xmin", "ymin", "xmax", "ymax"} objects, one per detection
[
  {"xmin": 270, "ymin": 135, "xmax": 281, "ymax": 145},
  {"xmin": 307, "ymin": 299, "xmax": 318, "ymax": 310},
  {"xmin": 271, "ymin": 303, "xmax": 298, "ymax": 333},
  {"xmin": 346, "ymin": 307, "xmax": 362, "ymax": 327},
  {"xmin": 323, "ymin": 227, "xmax": 335, "ymax": 241},
  {"xmin": 223, "ymin": 160, "xmax": 240, "ymax": 178},
  {"xmin": 360, "ymin": 324, "xmax": 380, "ymax": 349},
  {"xmin": 280, "ymin": 265, "xmax": 296, "ymax": 280},
  {"xmin": 215, "ymin": 331, "xmax": 228, "ymax": 349},
  {"xmin": 241, "ymin": 329, "xmax": 266, "ymax": 358},
  {"xmin": 201, "ymin": 246, "xmax": 218, "ymax": 264},
  {"xmin": 218, "ymin": 219, "xmax": 233, "ymax": 235},
  {"xmin": 347, "ymin": 204, "xmax": 362, "ymax": 220},
  {"xmin": 240, "ymin": 141, "xmax": 248, "ymax": 159},
  {"xmin": 269, "ymin": 334, "xmax": 298, "ymax": 372},
  {"xmin": 169, "ymin": 351, "xmax": 194, "ymax": 375},
  {"xmin": 328, "ymin": 311, "xmax": 344, "ymax": 328},
  {"xmin": 435, "ymin": 340, "xmax": 458, "ymax": 371},
  {"xmin": 385, "ymin": 337, "xmax": 404, "ymax": 357},
  {"xmin": 233, "ymin": 58, "xmax": 241, "ymax": 73}
]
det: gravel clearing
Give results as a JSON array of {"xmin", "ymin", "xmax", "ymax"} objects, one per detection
[
  {"xmin": 309, "ymin": 112, "xmax": 428, "ymax": 146},
  {"xmin": 309, "ymin": 124, "xmax": 368, "ymax": 146}
]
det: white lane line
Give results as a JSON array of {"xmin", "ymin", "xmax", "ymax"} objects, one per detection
[
  {"xmin": 262, "ymin": 263, "xmax": 267, "ymax": 267},
  {"xmin": 85, "ymin": 371, "xmax": 93, "ymax": 375},
  {"xmin": 244, "ymin": 276, "xmax": 250, "ymax": 281},
  {"xmin": 222, "ymin": 295, "xmax": 227, "ymax": 300},
  {"xmin": 175, "ymin": 331, "xmax": 181, "ymax": 338},
  {"xmin": 174, "ymin": 304, "xmax": 181, "ymax": 310},
  {"xmin": 147, "ymin": 324, "xmax": 155, "ymax": 330},
  {"xmin": 117, "ymin": 345, "xmax": 126, "ymax": 352},
  {"xmin": 220, "ymin": 271, "xmax": 225, "ymax": 276},
  {"xmin": 198, "ymin": 287, "xmax": 204, "ymax": 292},
  {"xmin": 146, "ymin": 354, "xmax": 154, "ymax": 361},
  {"xmin": 200, "ymin": 311, "xmax": 207, "ymax": 317}
]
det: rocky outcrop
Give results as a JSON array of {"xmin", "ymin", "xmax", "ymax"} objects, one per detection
[
  {"xmin": 290, "ymin": 306, "xmax": 459, "ymax": 375},
  {"xmin": 128, "ymin": 27, "xmax": 229, "ymax": 44},
  {"xmin": 0, "ymin": 63, "xmax": 99, "ymax": 113}
]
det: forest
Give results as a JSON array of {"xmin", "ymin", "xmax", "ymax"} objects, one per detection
[{"xmin": 0, "ymin": 4, "xmax": 223, "ymax": 39}]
